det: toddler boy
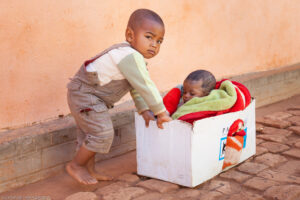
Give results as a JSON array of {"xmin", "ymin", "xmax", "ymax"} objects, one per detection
[
  {"xmin": 66, "ymin": 9, "xmax": 172, "ymax": 185},
  {"xmin": 163, "ymin": 70, "xmax": 216, "ymax": 115}
]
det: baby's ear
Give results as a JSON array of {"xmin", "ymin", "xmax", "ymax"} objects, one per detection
[{"xmin": 125, "ymin": 27, "xmax": 134, "ymax": 42}]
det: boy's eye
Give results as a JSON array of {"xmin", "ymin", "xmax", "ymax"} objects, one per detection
[
  {"xmin": 157, "ymin": 40, "xmax": 163, "ymax": 44},
  {"xmin": 145, "ymin": 35, "xmax": 152, "ymax": 39}
]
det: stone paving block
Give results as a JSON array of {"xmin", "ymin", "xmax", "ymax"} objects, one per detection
[
  {"xmin": 219, "ymin": 169, "xmax": 251, "ymax": 183},
  {"xmin": 264, "ymin": 185, "xmax": 300, "ymax": 200},
  {"xmin": 237, "ymin": 162, "xmax": 268, "ymax": 175},
  {"xmin": 255, "ymin": 123, "xmax": 264, "ymax": 133},
  {"xmin": 42, "ymin": 141, "xmax": 76, "ymax": 169},
  {"xmin": 227, "ymin": 191, "xmax": 264, "ymax": 200},
  {"xmin": 256, "ymin": 117, "xmax": 291, "ymax": 128},
  {"xmin": 117, "ymin": 173, "xmax": 140, "ymax": 184},
  {"xmin": 256, "ymin": 134, "xmax": 288, "ymax": 143},
  {"xmin": 288, "ymin": 126, "xmax": 300, "ymax": 135},
  {"xmin": 255, "ymin": 153, "xmax": 288, "ymax": 167},
  {"xmin": 197, "ymin": 191, "xmax": 223, "ymax": 200},
  {"xmin": 287, "ymin": 106, "xmax": 300, "ymax": 111},
  {"xmin": 133, "ymin": 192, "xmax": 164, "ymax": 200},
  {"xmin": 264, "ymin": 111, "xmax": 293, "ymax": 121},
  {"xmin": 244, "ymin": 177, "xmax": 279, "ymax": 191},
  {"xmin": 295, "ymin": 141, "xmax": 300, "ymax": 148},
  {"xmin": 102, "ymin": 187, "xmax": 146, "ymax": 200},
  {"xmin": 286, "ymin": 135, "xmax": 300, "ymax": 146},
  {"xmin": 158, "ymin": 195, "xmax": 178, "ymax": 200},
  {"xmin": 137, "ymin": 179, "xmax": 179, "ymax": 193},
  {"xmin": 65, "ymin": 192, "xmax": 98, "ymax": 200},
  {"xmin": 287, "ymin": 110, "xmax": 300, "ymax": 116},
  {"xmin": 287, "ymin": 116, "xmax": 300, "ymax": 126},
  {"xmin": 277, "ymin": 160, "xmax": 300, "ymax": 176},
  {"xmin": 260, "ymin": 126, "xmax": 293, "ymax": 136},
  {"xmin": 259, "ymin": 142, "xmax": 290, "ymax": 153},
  {"xmin": 255, "ymin": 138, "xmax": 264, "ymax": 145},
  {"xmin": 257, "ymin": 169, "xmax": 300, "ymax": 184},
  {"xmin": 207, "ymin": 180, "xmax": 241, "ymax": 195},
  {"xmin": 95, "ymin": 182, "xmax": 130, "ymax": 196},
  {"xmin": 282, "ymin": 149, "xmax": 300, "ymax": 159},
  {"xmin": 255, "ymin": 146, "xmax": 268, "ymax": 156},
  {"xmin": 175, "ymin": 188, "xmax": 202, "ymax": 199}
]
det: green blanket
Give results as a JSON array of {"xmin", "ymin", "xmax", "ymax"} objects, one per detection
[{"xmin": 172, "ymin": 80, "xmax": 237, "ymax": 119}]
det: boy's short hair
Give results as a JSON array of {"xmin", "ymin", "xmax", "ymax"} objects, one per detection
[
  {"xmin": 127, "ymin": 9, "xmax": 164, "ymax": 31},
  {"xmin": 185, "ymin": 70, "xmax": 216, "ymax": 95}
]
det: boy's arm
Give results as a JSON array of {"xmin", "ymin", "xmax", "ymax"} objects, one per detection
[
  {"xmin": 117, "ymin": 52, "xmax": 165, "ymax": 115},
  {"xmin": 129, "ymin": 89, "xmax": 149, "ymax": 114},
  {"xmin": 130, "ymin": 89, "xmax": 155, "ymax": 127}
]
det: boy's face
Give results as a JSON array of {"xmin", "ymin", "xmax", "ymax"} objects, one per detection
[
  {"xmin": 182, "ymin": 80, "xmax": 206, "ymax": 103},
  {"xmin": 126, "ymin": 19, "xmax": 165, "ymax": 59}
]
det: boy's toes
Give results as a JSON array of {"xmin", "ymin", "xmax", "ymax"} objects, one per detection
[
  {"xmin": 66, "ymin": 162, "xmax": 98, "ymax": 185},
  {"xmin": 87, "ymin": 177, "xmax": 98, "ymax": 185}
]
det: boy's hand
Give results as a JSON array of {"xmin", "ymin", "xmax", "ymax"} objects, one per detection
[
  {"xmin": 156, "ymin": 111, "xmax": 172, "ymax": 129},
  {"xmin": 141, "ymin": 110, "xmax": 155, "ymax": 127}
]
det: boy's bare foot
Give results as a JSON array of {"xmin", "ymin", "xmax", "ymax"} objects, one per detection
[
  {"xmin": 66, "ymin": 162, "xmax": 98, "ymax": 185},
  {"xmin": 86, "ymin": 161, "xmax": 113, "ymax": 181},
  {"xmin": 89, "ymin": 170, "xmax": 113, "ymax": 181}
]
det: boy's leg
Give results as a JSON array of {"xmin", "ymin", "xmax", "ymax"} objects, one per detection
[
  {"xmin": 67, "ymin": 91, "xmax": 114, "ymax": 184},
  {"xmin": 66, "ymin": 146, "xmax": 97, "ymax": 185},
  {"xmin": 86, "ymin": 155, "xmax": 113, "ymax": 180}
]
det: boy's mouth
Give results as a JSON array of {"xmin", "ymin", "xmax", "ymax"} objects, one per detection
[{"xmin": 147, "ymin": 50, "xmax": 155, "ymax": 55}]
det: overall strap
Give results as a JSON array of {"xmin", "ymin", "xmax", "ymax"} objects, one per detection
[{"xmin": 84, "ymin": 43, "xmax": 131, "ymax": 66}]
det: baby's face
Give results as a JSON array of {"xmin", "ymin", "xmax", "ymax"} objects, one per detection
[
  {"xmin": 127, "ymin": 19, "xmax": 164, "ymax": 59},
  {"xmin": 182, "ymin": 80, "xmax": 206, "ymax": 103}
]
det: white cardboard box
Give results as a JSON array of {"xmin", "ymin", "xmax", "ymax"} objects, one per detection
[{"xmin": 135, "ymin": 100, "xmax": 256, "ymax": 187}]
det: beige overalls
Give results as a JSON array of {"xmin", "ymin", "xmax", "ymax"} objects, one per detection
[{"xmin": 67, "ymin": 43, "xmax": 133, "ymax": 153}]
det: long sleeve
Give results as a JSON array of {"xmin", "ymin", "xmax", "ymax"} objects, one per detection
[
  {"xmin": 117, "ymin": 52, "xmax": 165, "ymax": 115},
  {"xmin": 130, "ymin": 89, "xmax": 149, "ymax": 113}
]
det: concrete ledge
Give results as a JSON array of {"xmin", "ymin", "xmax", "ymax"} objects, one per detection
[
  {"xmin": 230, "ymin": 63, "xmax": 300, "ymax": 107},
  {"xmin": 0, "ymin": 110, "xmax": 135, "ymax": 193},
  {"xmin": 0, "ymin": 63, "xmax": 299, "ymax": 193}
]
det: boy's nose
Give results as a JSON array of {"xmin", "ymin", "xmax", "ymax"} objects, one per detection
[
  {"xmin": 183, "ymin": 94, "xmax": 190, "ymax": 101},
  {"xmin": 151, "ymin": 41, "xmax": 158, "ymax": 48}
]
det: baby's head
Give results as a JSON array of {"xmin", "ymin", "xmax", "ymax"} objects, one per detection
[
  {"xmin": 182, "ymin": 70, "xmax": 216, "ymax": 103},
  {"xmin": 125, "ymin": 9, "xmax": 165, "ymax": 59}
]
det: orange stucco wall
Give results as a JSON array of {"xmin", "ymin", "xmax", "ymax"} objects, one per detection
[{"xmin": 1, "ymin": 0, "xmax": 300, "ymax": 129}]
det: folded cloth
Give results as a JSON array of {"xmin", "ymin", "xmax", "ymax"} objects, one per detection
[
  {"xmin": 163, "ymin": 86, "xmax": 182, "ymax": 116},
  {"xmin": 168, "ymin": 79, "xmax": 251, "ymax": 124}
]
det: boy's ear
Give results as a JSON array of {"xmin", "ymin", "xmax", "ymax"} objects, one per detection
[{"xmin": 125, "ymin": 27, "xmax": 134, "ymax": 43}]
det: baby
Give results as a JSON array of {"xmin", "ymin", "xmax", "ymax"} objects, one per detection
[{"xmin": 163, "ymin": 70, "xmax": 216, "ymax": 116}]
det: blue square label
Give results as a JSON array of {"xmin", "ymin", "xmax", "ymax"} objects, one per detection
[{"xmin": 219, "ymin": 137, "xmax": 227, "ymax": 160}]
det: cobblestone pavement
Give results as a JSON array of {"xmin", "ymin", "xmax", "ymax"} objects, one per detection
[
  {"xmin": 64, "ymin": 107, "xmax": 300, "ymax": 200},
  {"xmin": 1, "ymin": 97, "xmax": 300, "ymax": 200}
]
